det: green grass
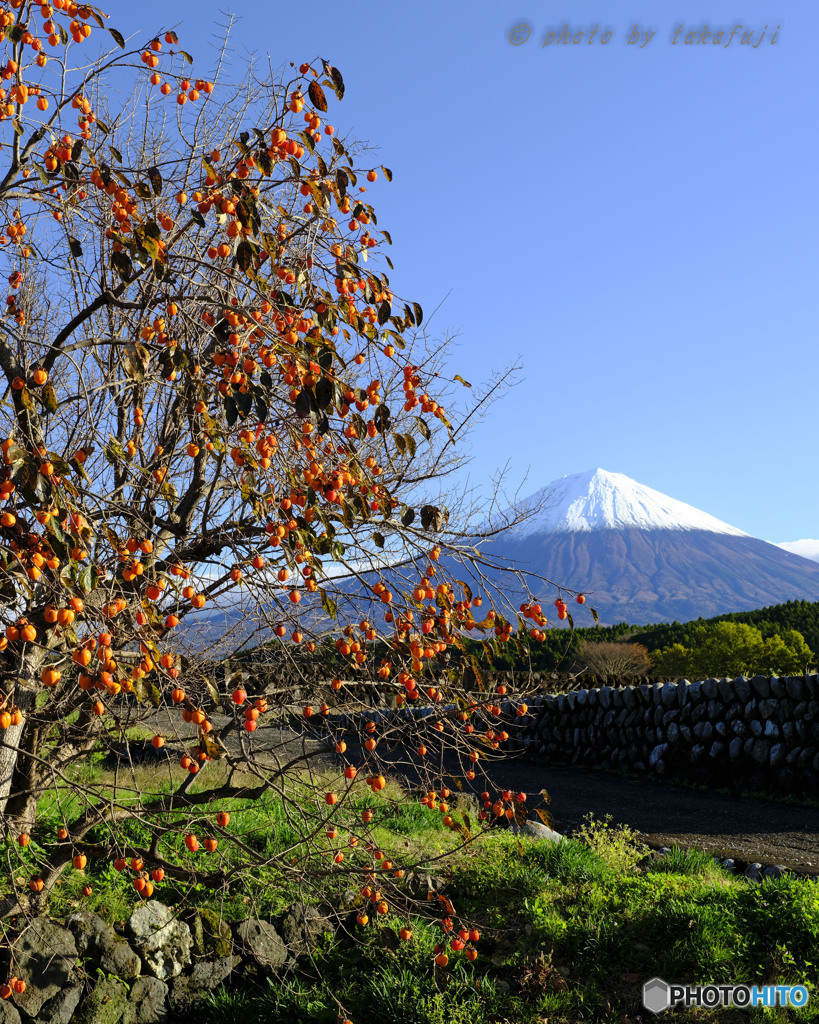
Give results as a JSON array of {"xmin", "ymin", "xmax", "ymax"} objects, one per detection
[
  {"xmin": 10, "ymin": 768, "xmax": 819, "ymax": 1024},
  {"xmin": 176, "ymin": 826, "xmax": 819, "ymax": 1024}
]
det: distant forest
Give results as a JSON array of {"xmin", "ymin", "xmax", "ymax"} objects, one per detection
[{"xmin": 472, "ymin": 599, "xmax": 819, "ymax": 673}]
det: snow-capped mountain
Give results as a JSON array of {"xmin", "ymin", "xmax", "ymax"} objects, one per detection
[
  {"xmin": 507, "ymin": 468, "xmax": 749, "ymax": 537},
  {"xmin": 774, "ymin": 539, "xmax": 819, "ymax": 564},
  {"xmin": 180, "ymin": 469, "xmax": 819, "ymax": 648},
  {"xmin": 475, "ymin": 469, "xmax": 819, "ymax": 625}
]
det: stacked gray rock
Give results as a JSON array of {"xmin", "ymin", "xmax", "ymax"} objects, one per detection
[
  {"xmin": 512, "ymin": 674, "xmax": 819, "ymax": 795},
  {"xmin": 0, "ymin": 901, "xmax": 334, "ymax": 1024}
]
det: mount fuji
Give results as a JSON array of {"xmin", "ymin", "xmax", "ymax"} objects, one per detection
[
  {"xmin": 181, "ymin": 469, "xmax": 819, "ymax": 651},
  {"xmin": 478, "ymin": 469, "xmax": 819, "ymax": 625}
]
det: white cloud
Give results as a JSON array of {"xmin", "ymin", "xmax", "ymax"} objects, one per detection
[{"xmin": 772, "ymin": 539, "xmax": 819, "ymax": 563}]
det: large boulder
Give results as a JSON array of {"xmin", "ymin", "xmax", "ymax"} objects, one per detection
[
  {"xmin": 0, "ymin": 1001, "xmax": 21, "ymax": 1024},
  {"xmin": 182, "ymin": 908, "xmax": 232, "ymax": 959},
  {"xmin": 74, "ymin": 977, "xmax": 132, "ymax": 1024},
  {"xmin": 13, "ymin": 918, "xmax": 78, "ymax": 1019},
  {"xmin": 234, "ymin": 919, "xmax": 287, "ymax": 974},
  {"xmin": 29, "ymin": 984, "xmax": 83, "ymax": 1024},
  {"xmin": 508, "ymin": 820, "xmax": 565, "ymax": 843},
  {"xmin": 275, "ymin": 903, "xmax": 334, "ymax": 955},
  {"xmin": 127, "ymin": 977, "xmax": 169, "ymax": 1024},
  {"xmin": 125, "ymin": 902, "xmax": 192, "ymax": 980},
  {"xmin": 167, "ymin": 957, "xmax": 238, "ymax": 1013},
  {"xmin": 67, "ymin": 911, "xmax": 141, "ymax": 979}
]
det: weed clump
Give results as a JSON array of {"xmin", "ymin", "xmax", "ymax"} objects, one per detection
[{"xmin": 571, "ymin": 812, "xmax": 648, "ymax": 872}]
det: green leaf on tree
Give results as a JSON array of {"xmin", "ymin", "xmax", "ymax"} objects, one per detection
[
  {"xmin": 315, "ymin": 376, "xmax": 334, "ymax": 410},
  {"xmin": 294, "ymin": 389, "xmax": 313, "ymax": 418},
  {"xmin": 256, "ymin": 149, "xmax": 274, "ymax": 176},
  {"xmin": 236, "ymin": 239, "xmax": 258, "ymax": 272},
  {"xmin": 307, "ymin": 80, "xmax": 328, "ymax": 112},
  {"xmin": 235, "ymin": 391, "xmax": 252, "ymax": 418},
  {"xmin": 77, "ymin": 564, "xmax": 96, "ymax": 594},
  {"xmin": 111, "ymin": 250, "xmax": 132, "ymax": 281},
  {"xmin": 321, "ymin": 61, "xmax": 345, "ymax": 100}
]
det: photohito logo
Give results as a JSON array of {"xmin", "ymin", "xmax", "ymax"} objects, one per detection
[{"xmin": 643, "ymin": 978, "xmax": 809, "ymax": 1013}]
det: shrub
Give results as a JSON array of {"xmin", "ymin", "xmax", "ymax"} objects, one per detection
[{"xmin": 571, "ymin": 812, "xmax": 648, "ymax": 873}]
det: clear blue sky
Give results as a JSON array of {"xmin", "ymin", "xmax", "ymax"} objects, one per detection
[{"xmin": 128, "ymin": 0, "xmax": 815, "ymax": 542}]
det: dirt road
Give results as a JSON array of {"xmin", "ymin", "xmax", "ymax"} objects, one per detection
[
  {"xmin": 461, "ymin": 756, "xmax": 819, "ymax": 875},
  {"xmin": 133, "ymin": 711, "xmax": 819, "ymax": 875}
]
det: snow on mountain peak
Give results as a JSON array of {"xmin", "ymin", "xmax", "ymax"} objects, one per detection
[{"xmin": 509, "ymin": 469, "xmax": 750, "ymax": 537}]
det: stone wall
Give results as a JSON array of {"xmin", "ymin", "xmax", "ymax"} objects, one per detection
[
  {"xmin": 511, "ymin": 674, "xmax": 819, "ymax": 796},
  {"xmin": 0, "ymin": 899, "xmax": 340, "ymax": 1023}
]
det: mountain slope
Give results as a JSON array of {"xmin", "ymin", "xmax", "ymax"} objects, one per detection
[{"xmin": 774, "ymin": 539, "xmax": 819, "ymax": 563}]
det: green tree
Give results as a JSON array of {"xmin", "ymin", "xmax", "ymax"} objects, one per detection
[
  {"xmin": 758, "ymin": 629, "xmax": 814, "ymax": 674},
  {"xmin": 651, "ymin": 621, "xmax": 814, "ymax": 678}
]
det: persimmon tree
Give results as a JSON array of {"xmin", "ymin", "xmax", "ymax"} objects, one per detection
[{"xmin": 0, "ymin": 3, "xmax": 587, "ymax": 1002}]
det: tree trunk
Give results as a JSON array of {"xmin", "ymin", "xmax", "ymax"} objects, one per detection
[
  {"xmin": 0, "ymin": 650, "xmax": 44, "ymax": 820},
  {"xmin": 4, "ymin": 708, "xmax": 46, "ymax": 833}
]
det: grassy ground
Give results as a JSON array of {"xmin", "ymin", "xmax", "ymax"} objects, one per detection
[
  {"xmin": 187, "ymin": 821, "xmax": 819, "ymax": 1024},
  {"xmin": 7, "ymin": 760, "xmax": 819, "ymax": 1024}
]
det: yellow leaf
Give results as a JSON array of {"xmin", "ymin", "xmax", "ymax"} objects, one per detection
[
  {"xmin": 535, "ymin": 807, "xmax": 555, "ymax": 829},
  {"xmin": 202, "ymin": 732, "xmax": 228, "ymax": 760},
  {"xmin": 132, "ymin": 676, "xmax": 161, "ymax": 706},
  {"xmin": 41, "ymin": 383, "xmax": 58, "ymax": 414}
]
